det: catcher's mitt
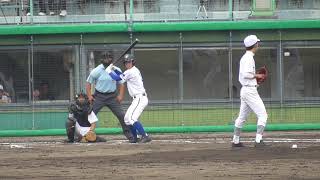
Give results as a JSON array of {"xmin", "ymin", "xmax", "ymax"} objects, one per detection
[
  {"xmin": 256, "ymin": 65, "xmax": 268, "ymax": 84},
  {"xmin": 81, "ymin": 130, "xmax": 97, "ymax": 142}
]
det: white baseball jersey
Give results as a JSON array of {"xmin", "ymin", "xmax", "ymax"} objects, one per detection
[
  {"xmin": 122, "ymin": 66, "xmax": 146, "ymax": 97},
  {"xmin": 122, "ymin": 66, "xmax": 148, "ymax": 125},
  {"xmin": 234, "ymin": 50, "xmax": 268, "ymax": 129},
  {"xmin": 239, "ymin": 51, "xmax": 257, "ymax": 86}
]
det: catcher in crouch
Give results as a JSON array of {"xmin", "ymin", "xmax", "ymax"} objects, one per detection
[{"xmin": 65, "ymin": 92, "xmax": 106, "ymax": 143}]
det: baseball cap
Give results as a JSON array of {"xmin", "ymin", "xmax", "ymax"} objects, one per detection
[
  {"xmin": 0, "ymin": 84, "xmax": 3, "ymax": 90},
  {"xmin": 243, "ymin": 35, "xmax": 260, "ymax": 47}
]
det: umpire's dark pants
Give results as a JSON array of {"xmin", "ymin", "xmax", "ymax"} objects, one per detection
[{"xmin": 92, "ymin": 91, "xmax": 133, "ymax": 141}]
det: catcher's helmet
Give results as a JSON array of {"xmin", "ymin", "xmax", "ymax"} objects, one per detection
[
  {"xmin": 124, "ymin": 54, "xmax": 135, "ymax": 64},
  {"xmin": 75, "ymin": 92, "xmax": 89, "ymax": 107}
]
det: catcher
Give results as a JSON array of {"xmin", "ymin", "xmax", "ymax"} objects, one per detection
[{"xmin": 65, "ymin": 92, "xmax": 106, "ymax": 143}]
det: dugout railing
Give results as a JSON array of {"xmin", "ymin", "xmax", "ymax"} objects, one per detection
[{"xmin": 0, "ymin": 0, "xmax": 320, "ymax": 24}]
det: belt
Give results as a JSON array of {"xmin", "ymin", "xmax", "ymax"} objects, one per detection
[
  {"xmin": 243, "ymin": 85, "xmax": 258, "ymax": 87},
  {"xmin": 133, "ymin": 93, "xmax": 146, "ymax": 99},
  {"xmin": 95, "ymin": 90, "xmax": 115, "ymax": 95}
]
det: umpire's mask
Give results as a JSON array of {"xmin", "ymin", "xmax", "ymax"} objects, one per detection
[{"xmin": 101, "ymin": 52, "xmax": 114, "ymax": 68}]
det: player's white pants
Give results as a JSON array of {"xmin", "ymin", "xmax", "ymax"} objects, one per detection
[
  {"xmin": 75, "ymin": 112, "xmax": 98, "ymax": 136},
  {"xmin": 235, "ymin": 86, "xmax": 268, "ymax": 128},
  {"xmin": 124, "ymin": 94, "xmax": 148, "ymax": 125}
]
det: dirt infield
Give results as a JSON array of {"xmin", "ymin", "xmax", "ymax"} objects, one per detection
[{"xmin": 0, "ymin": 131, "xmax": 319, "ymax": 180}]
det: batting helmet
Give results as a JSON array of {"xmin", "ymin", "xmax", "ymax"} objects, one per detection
[{"xmin": 124, "ymin": 54, "xmax": 135, "ymax": 64}]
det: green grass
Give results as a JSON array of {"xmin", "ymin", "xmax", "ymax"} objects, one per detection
[
  {"xmin": 97, "ymin": 106, "xmax": 320, "ymax": 128},
  {"xmin": 0, "ymin": 105, "xmax": 319, "ymax": 130}
]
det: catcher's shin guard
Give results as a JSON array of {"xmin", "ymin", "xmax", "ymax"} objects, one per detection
[{"xmin": 66, "ymin": 118, "xmax": 76, "ymax": 142}]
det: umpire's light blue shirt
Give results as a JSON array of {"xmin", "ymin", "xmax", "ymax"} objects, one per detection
[{"xmin": 86, "ymin": 64, "xmax": 124, "ymax": 93}]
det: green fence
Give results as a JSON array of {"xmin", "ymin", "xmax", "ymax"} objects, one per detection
[{"xmin": 1, "ymin": 103, "xmax": 320, "ymax": 137}]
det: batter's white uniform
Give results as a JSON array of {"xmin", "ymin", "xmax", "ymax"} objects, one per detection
[
  {"xmin": 69, "ymin": 111, "xmax": 98, "ymax": 136},
  {"xmin": 235, "ymin": 51, "xmax": 268, "ymax": 129},
  {"xmin": 121, "ymin": 66, "xmax": 148, "ymax": 125}
]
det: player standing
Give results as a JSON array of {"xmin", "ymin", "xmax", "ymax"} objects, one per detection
[
  {"xmin": 232, "ymin": 35, "xmax": 268, "ymax": 148},
  {"xmin": 106, "ymin": 54, "xmax": 151, "ymax": 143},
  {"xmin": 86, "ymin": 52, "xmax": 134, "ymax": 142}
]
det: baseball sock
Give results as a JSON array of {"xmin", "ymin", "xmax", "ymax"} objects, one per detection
[
  {"xmin": 129, "ymin": 125, "xmax": 137, "ymax": 139},
  {"xmin": 255, "ymin": 125, "xmax": 265, "ymax": 143},
  {"xmin": 255, "ymin": 134, "xmax": 263, "ymax": 143},
  {"xmin": 233, "ymin": 127, "xmax": 241, "ymax": 144},
  {"xmin": 133, "ymin": 121, "xmax": 147, "ymax": 137}
]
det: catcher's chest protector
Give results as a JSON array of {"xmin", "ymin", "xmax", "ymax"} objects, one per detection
[
  {"xmin": 74, "ymin": 109, "xmax": 91, "ymax": 127},
  {"xmin": 70, "ymin": 102, "xmax": 92, "ymax": 127}
]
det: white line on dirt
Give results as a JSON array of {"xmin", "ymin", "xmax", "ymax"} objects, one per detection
[{"xmin": 0, "ymin": 138, "xmax": 319, "ymax": 147}]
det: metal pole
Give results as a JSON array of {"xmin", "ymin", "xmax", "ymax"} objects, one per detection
[
  {"xmin": 30, "ymin": 0, "xmax": 33, "ymax": 23},
  {"xmin": 178, "ymin": 0, "xmax": 181, "ymax": 20},
  {"xmin": 75, "ymin": 34, "xmax": 83, "ymax": 93},
  {"xmin": 30, "ymin": 35, "xmax": 35, "ymax": 129},
  {"xmin": 228, "ymin": 31, "xmax": 233, "ymax": 102},
  {"xmin": 228, "ymin": 0, "xmax": 233, "ymax": 20},
  {"xmin": 179, "ymin": 32, "xmax": 183, "ymax": 102},
  {"xmin": 129, "ymin": 0, "xmax": 133, "ymax": 25},
  {"xmin": 129, "ymin": 0, "xmax": 134, "ymax": 53},
  {"xmin": 278, "ymin": 30, "xmax": 284, "ymax": 106}
]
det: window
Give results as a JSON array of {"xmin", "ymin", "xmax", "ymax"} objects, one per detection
[
  {"xmin": 0, "ymin": 49, "xmax": 28, "ymax": 103},
  {"xmin": 183, "ymin": 47, "xmax": 229, "ymax": 100},
  {"xmin": 32, "ymin": 46, "xmax": 75, "ymax": 102}
]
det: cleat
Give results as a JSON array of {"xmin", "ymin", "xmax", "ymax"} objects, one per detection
[
  {"xmin": 95, "ymin": 136, "xmax": 107, "ymax": 142},
  {"xmin": 63, "ymin": 139, "xmax": 74, "ymax": 143},
  {"xmin": 232, "ymin": 142, "xmax": 244, "ymax": 147},
  {"xmin": 124, "ymin": 130, "xmax": 134, "ymax": 142},
  {"xmin": 140, "ymin": 136, "xmax": 152, "ymax": 143},
  {"xmin": 129, "ymin": 137, "xmax": 138, "ymax": 143},
  {"xmin": 254, "ymin": 140, "xmax": 269, "ymax": 148}
]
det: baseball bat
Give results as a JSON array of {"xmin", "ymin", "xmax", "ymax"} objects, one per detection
[{"xmin": 113, "ymin": 38, "xmax": 139, "ymax": 65}]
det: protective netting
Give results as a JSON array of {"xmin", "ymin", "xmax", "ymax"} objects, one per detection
[
  {"xmin": 0, "ymin": 33, "xmax": 320, "ymax": 132},
  {"xmin": 0, "ymin": 0, "xmax": 320, "ymax": 24}
]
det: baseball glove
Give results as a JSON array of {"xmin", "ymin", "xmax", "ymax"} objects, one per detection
[
  {"xmin": 81, "ymin": 130, "xmax": 97, "ymax": 142},
  {"xmin": 256, "ymin": 65, "xmax": 268, "ymax": 84}
]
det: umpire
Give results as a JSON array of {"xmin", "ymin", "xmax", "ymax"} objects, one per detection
[{"xmin": 86, "ymin": 51, "xmax": 134, "ymax": 142}]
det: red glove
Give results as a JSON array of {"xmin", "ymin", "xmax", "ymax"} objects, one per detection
[{"xmin": 256, "ymin": 66, "xmax": 268, "ymax": 84}]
